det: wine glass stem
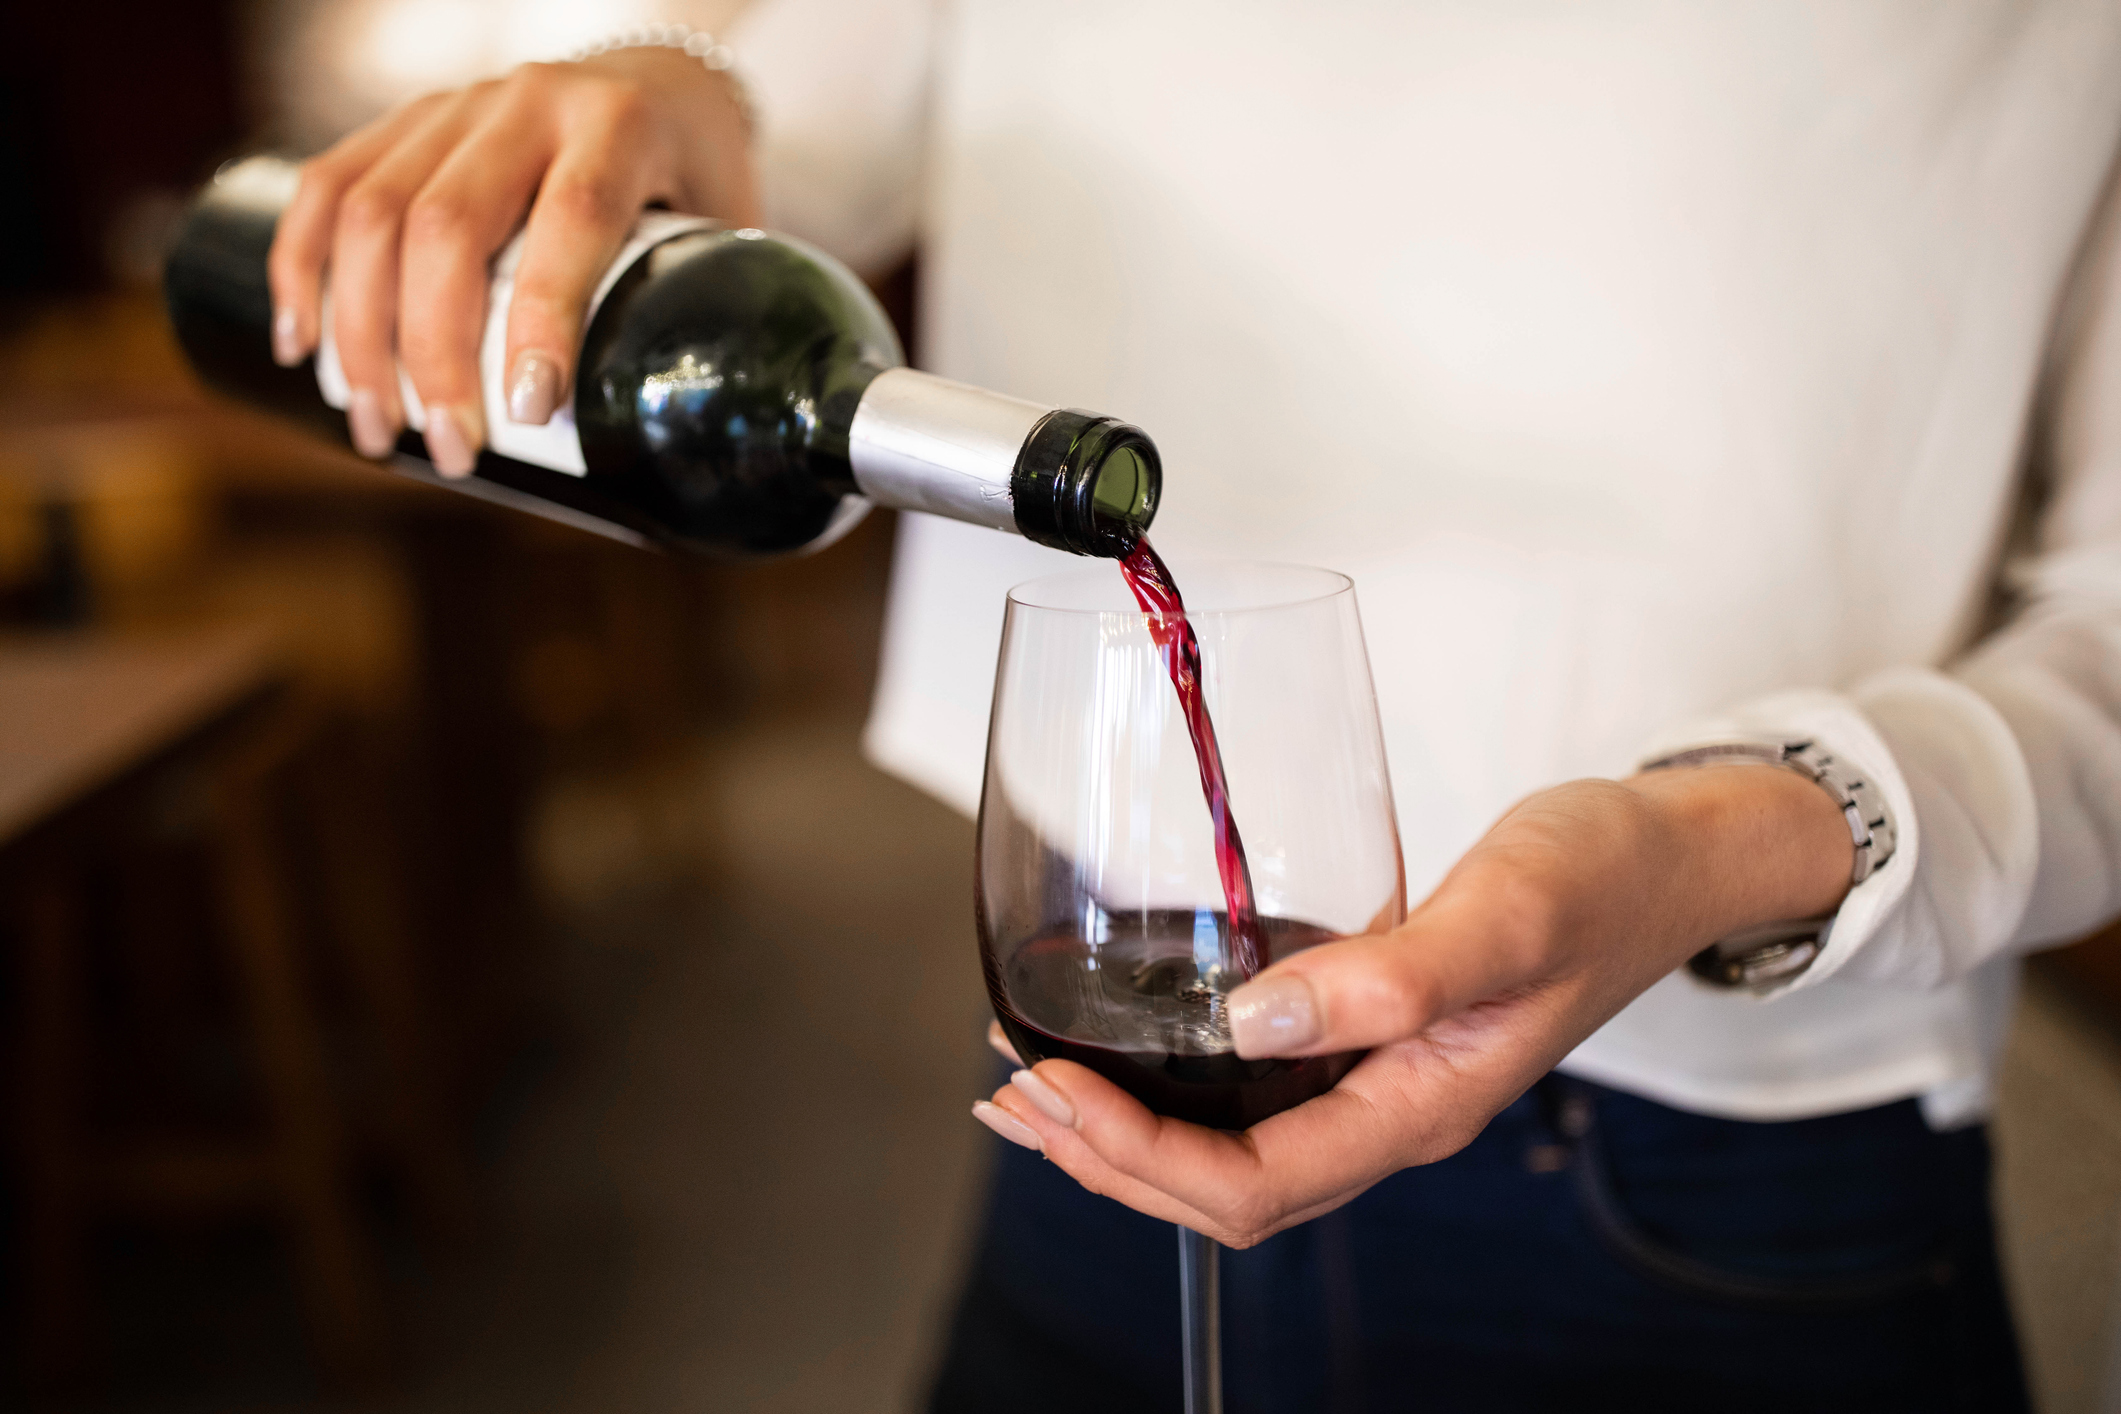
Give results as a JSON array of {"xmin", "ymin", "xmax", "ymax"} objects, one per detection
[{"xmin": 1178, "ymin": 1225, "xmax": 1223, "ymax": 1414}]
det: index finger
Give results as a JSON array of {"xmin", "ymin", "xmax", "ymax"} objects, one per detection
[
  {"xmin": 1009, "ymin": 1056, "xmax": 1403, "ymax": 1245},
  {"xmin": 500, "ymin": 81, "xmax": 669, "ymax": 425},
  {"xmin": 984, "ymin": 1068, "xmax": 1354, "ymax": 1248}
]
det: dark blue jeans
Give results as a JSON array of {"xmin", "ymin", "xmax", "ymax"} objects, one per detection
[{"xmin": 926, "ymin": 1075, "xmax": 2029, "ymax": 1413}]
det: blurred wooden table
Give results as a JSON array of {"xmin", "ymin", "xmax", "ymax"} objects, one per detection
[
  {"xmin": 0, "ymin": 623, "xmax": 407, "ymax": 1388},
  {"xmin": 0, "ymin": 624, "xmax": 279, "ymax": 844}
]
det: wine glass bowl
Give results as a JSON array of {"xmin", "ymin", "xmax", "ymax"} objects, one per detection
[{"xmin": 977, "ymin": 559, "xmax": 1405, "ymax": 1132}]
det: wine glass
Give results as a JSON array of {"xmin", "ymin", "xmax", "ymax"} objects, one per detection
[{"xmin": 977, "ymin": 557, "xmax": 1406, "ymax": 1414}]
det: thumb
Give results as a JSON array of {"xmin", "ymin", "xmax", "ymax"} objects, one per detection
[{"xmin": 1226, "ymin": 885, "xmax": 1549, "ymax": 1058}]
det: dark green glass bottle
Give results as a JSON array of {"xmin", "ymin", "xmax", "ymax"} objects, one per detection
[{"xmin": 165, "ymin": 157, "xmax": 1160, "ymax": 559}]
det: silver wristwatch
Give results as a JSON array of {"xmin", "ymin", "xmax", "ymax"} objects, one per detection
[{"xmin": 1638, "ymin": 739, "xmax": 1897, "ymax": 990}]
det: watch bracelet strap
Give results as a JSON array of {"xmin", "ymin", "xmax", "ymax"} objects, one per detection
[{"xmin": 1638, "ymin": 738, "xmax": 1898, "ymax": 991}]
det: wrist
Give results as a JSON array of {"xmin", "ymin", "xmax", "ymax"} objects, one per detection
[{"xmin": 1626, "ymin": 763, "xmax": 1854, "ymax": 938}]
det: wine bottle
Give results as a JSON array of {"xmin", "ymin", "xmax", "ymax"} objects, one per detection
[{"xmin": 164, "ymin": 157, "xmax": 1160, "ymax": 559}]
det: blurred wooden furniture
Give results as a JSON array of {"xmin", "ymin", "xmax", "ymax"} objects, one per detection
[
  {"xmin": 0, "ymin": 364, "xmax": 541, "ymax": 1135},
  {"xmin": 2, "ymin": 625, "xmax": 466, "ymax": 1388}
]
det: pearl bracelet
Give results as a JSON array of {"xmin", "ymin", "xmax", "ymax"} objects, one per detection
[{"xmin": 566, "ymin": 22, "xmax": 756, "ymax": 134}]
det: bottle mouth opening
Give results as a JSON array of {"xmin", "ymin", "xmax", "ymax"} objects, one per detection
[
  {"xmin": 1088, "ymin": 444, "xmax": 1154, "ymax": 541},
  {"xmin": 1013, "ymin": 411, "xmax": 1162, "ymax": 558}
]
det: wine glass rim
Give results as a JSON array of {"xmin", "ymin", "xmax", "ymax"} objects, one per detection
[{"xmin": 1007, "ymin": 557, "xmax": 1354, "ymax": 617}]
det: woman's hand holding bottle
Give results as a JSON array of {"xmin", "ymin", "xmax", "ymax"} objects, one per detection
[{"xmin": 265, "ymin": 48, "xmax": 758, "ymax": 475}]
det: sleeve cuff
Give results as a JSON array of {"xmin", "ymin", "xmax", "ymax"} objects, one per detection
[
  {"xmin": 726, "ymin": 0, "xmax": 932, "ymax": 276},
  {"xmin": 1640, "ymin": 670, "xmax": 2039, "ymax": 995},
  {"xmin": 1637, "ymin": 687, "xmax": 1920, "ymax": 996}
]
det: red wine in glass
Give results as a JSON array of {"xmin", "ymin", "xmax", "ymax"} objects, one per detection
[
  {"xmin": 987, "ymin": 910, "xmax": 1360, "ymax": 1130},
  {"xmin": 983, "ymin": 539, "xmax": 1360, "ymax": 1130}
]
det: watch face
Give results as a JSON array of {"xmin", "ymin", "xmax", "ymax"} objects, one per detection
[
  {"xmin": 1688, "ymin": 918, "xmax": 1829, "ymax": 991},
  {"xmin": 1689, "ymin": 936, "xmax": 1822, "ymax": 990}
]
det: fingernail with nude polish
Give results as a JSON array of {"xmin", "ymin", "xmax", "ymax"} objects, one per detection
[
  {"xmin": 346, "ymin": 387, "xmax": 398, "ymax": 459},
  {"xmin": 1229, "ymin": 975, "xmax": 1320, "ymax": 1058},
  {"xmin": 506, "ymin": 350, "xmax": 561, "ymax": 425},
  {"xmin": 272, "ymin": 306, "xmax": 304, "ymax": 366},
  {"xmin": 972, "ymin": 1100, "xmax": 1042, "ymax": 1152},
  {"xmin": 424, "ymin": 404, "xmax": 480, "ymax": 479},
  {"xmin": 1010, "ymin": 1068, "xmax": 1078, "ymax": 1128}
]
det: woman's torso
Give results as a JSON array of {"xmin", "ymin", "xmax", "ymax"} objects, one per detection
[{"xmin": 861, "ymin": 0, "xmax": 2121, "ymax": 1115}]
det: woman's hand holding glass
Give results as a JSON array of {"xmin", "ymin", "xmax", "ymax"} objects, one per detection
[
  {"xmin": 264, "ymin": 47, "xmax": 758, "ymax": 475},
  {"xmin": 982, "ymin": 761, "xmax": 1855, "ymax": 1249}
]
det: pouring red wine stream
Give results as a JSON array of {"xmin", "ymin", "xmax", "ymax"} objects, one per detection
[{"xmin": 1119, "ymin": 538, "xmax": 1268, "ymax": 983}]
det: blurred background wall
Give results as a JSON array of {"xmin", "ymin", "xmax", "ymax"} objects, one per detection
[{"xmin": 8, "ymin": 3, "xmax": 2121, "ymax": 1412}]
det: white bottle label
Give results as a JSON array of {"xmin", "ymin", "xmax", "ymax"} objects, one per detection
[{"xmin": 314, "ymin": 211, "xmax": 717, "ymax": 476}]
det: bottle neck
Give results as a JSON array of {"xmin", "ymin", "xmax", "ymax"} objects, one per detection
[
  {"xmin": 846, "ymin": 369, "xmax": 1160, "ymax": 557},
  {"xmin": 847, "ymin": 369, "xmax": 1044, "ymax": 533}
]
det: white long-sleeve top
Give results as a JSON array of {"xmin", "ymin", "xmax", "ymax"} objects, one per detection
[{"xmin": 732, "ymin": 0, "xmax": 2121, "ymax": 1126}]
